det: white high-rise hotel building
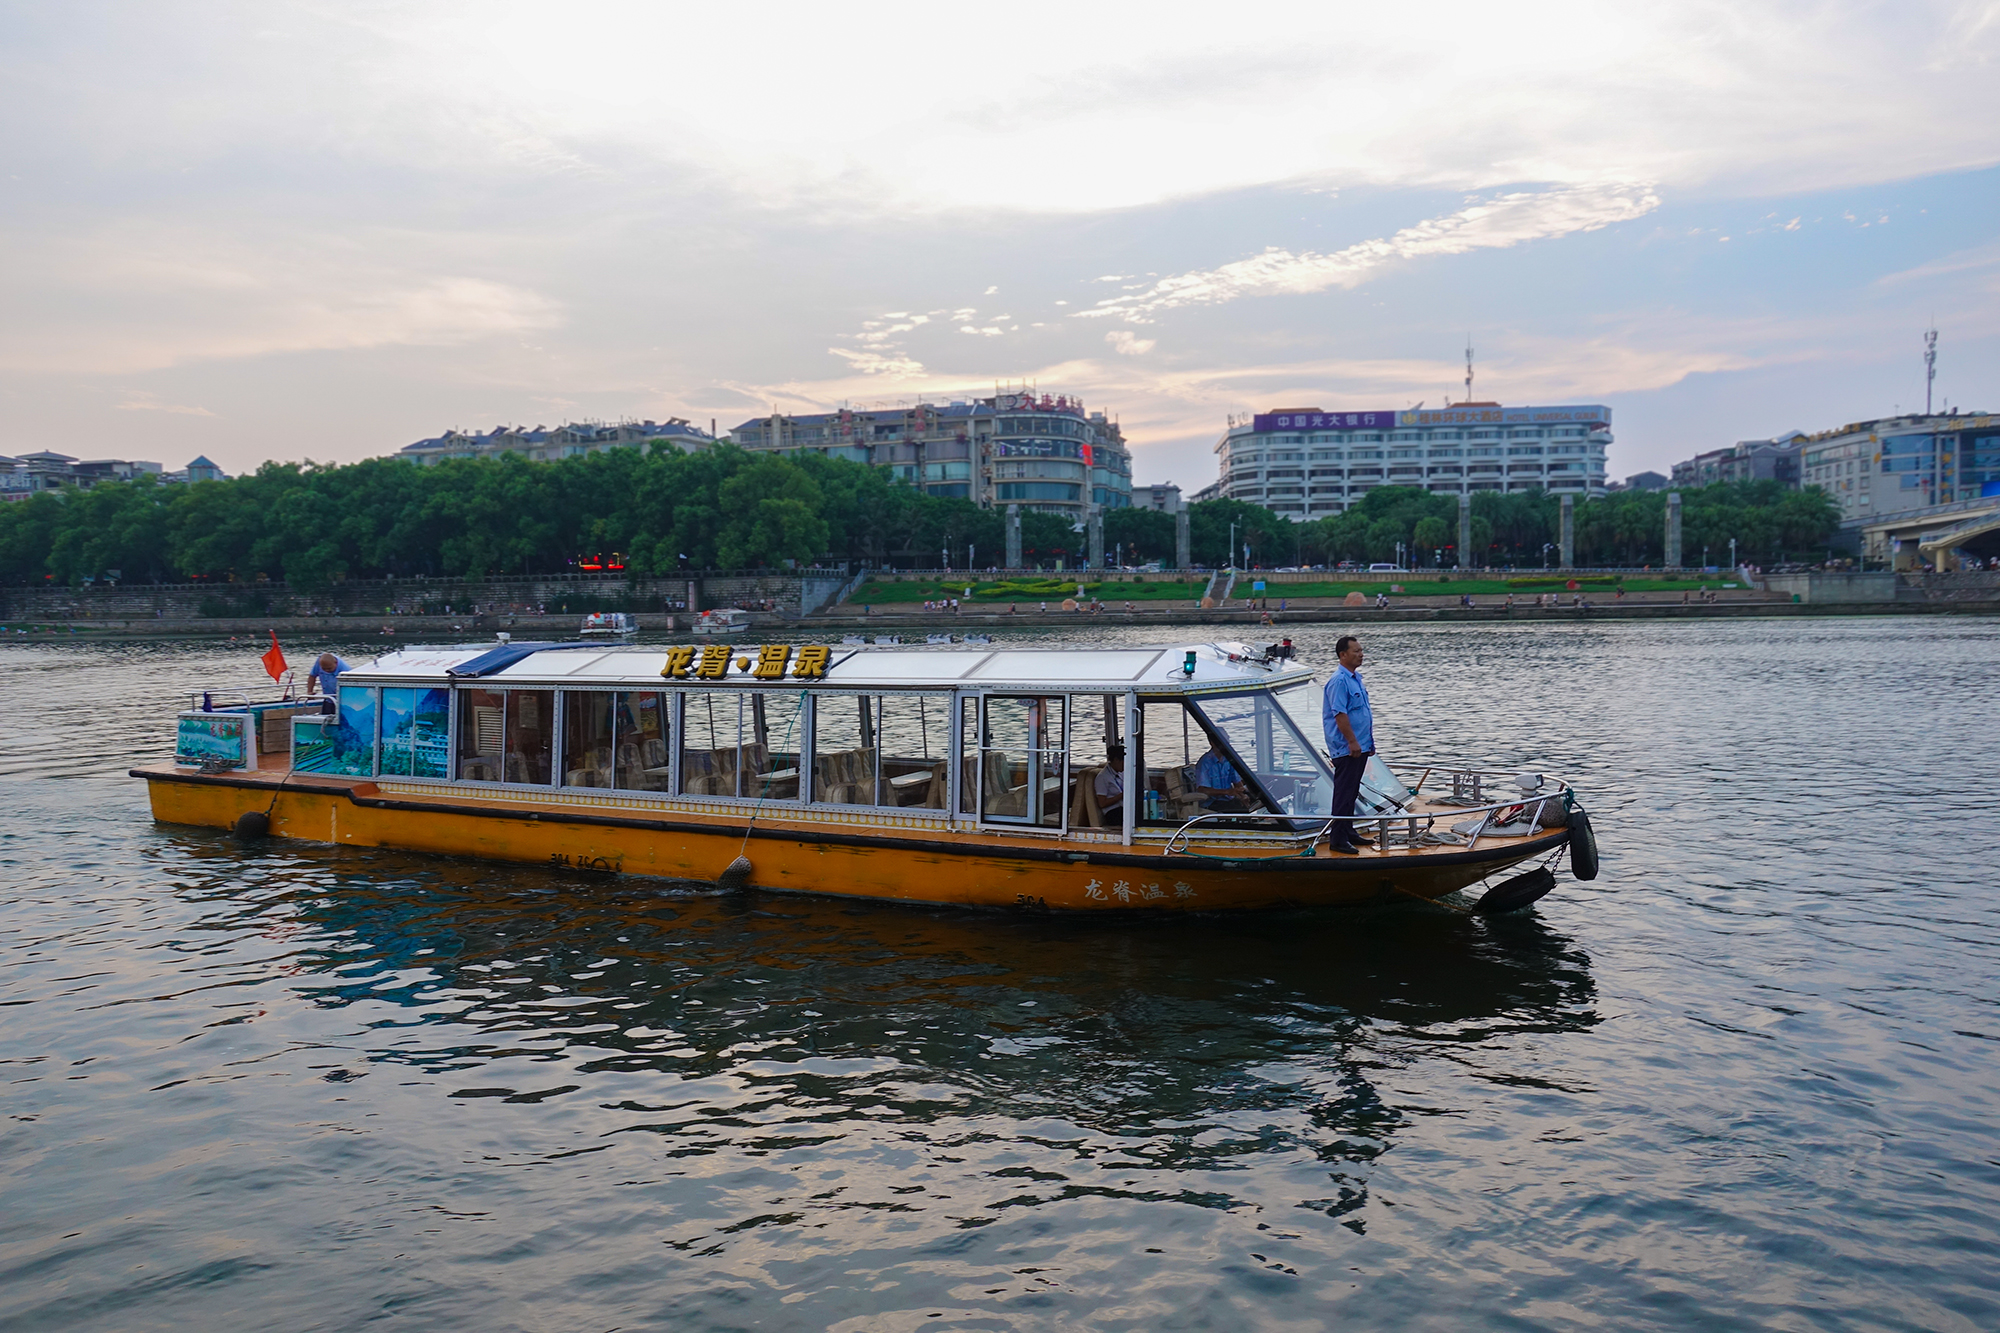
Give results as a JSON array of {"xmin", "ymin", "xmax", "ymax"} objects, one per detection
[{"xmin": 1206, "ymin": 404, "xmax": 1612, "ymax": 519}]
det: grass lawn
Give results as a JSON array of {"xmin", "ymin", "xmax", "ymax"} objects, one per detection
[
  {"xmin": 849, "ymin": 574, "xmax": 1744, "ymax": 604},
  {"xmin": 851, "ymin": 578, "xmax": 1210, "ymax": 604},
  {"xmin": 1255, "ymin": 577, "xmax": 1744, "ymax": 597}
]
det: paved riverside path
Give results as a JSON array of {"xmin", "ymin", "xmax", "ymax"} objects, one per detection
[{"xmin": 12, "ymin": 591, "xmax": 1995, "ymax": 641}]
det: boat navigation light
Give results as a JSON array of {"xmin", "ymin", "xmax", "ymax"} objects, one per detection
[{"xmin": 1183, "ymin": 650, "xmax": 1197, "ymax": 676}]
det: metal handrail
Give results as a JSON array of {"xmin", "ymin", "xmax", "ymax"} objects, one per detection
[{"xmin": 1160, "ymin": 788, "xmax": 1566, "ymax": 856}]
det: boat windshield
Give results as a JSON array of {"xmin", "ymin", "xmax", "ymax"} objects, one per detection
[{"xmin": 1186, "ymin": 686, "xmax": 1335, "ymax": 821}]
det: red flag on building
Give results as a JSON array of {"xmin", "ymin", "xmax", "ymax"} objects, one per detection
[{"xmin": 261, "ymin": 630, "xmax": 288, "ymax": 684}]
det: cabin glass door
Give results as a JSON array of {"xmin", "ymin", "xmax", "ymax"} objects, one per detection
[{"xmin": 977, "ymin": 695, "xmax": 1066, "ymax": 828}]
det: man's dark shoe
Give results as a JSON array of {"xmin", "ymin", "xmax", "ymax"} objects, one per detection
[{"xmin": 1327, "ymin": 841, "xmax": 1362, "ymax": 854}]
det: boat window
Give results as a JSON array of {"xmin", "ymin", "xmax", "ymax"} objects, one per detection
[
  {"xmin": 680, "ymin": 691, "xmax": 801, "ymax": 800},
  {"xmin": 381, "ymin": 687, "xmax": 449, "ymax": 778},
  {"xmin": 331, "ymin": 685, "xmax": 377, "ymax": 777},
  {"xmin": 504, "ymin": 689, "xmax": 555, "ymax": 786},
  {"xmin": 560, "ymin": 691, "xmax": 615, "ymax": 787},
  {"xmin": 812, "ymin": 692, "xmax": 952, "ymax": 808},
  {"xmin": 811, "ymin": 694, "xmax": 879, "ymax": 805},
  {"xmin": 612, "ymin": 691, "xmax": 672, "ymax": 792},
  {"xmin": 958, "ymin": 698, "xmax": 978, "ymax": 816},
  {"xmin": 456, "ymin": 687, "xmax": 504, "ymax": 782},
  {"xmin": 1271, "ymin": 679, "xmax": 1324, "ymax": 745},
  {"xmin": 1062, "ymin": 693, "xmax": 1124, "ymax": 830},
  {"xmin": 1186, "ymin": 691, "xmax": 1334, "ymax": 820},
  {"xmin": 1135, "ymin": 697, "xmax": 1256, "ymax": 824},
  {"xmin": 974, "ymin": 695, "xmax": 1067, "ymax": 826},
  {"xmin": 680, "ymin": 692, "xmax": 737, "ymax": 796},
  {"xmin": 747, "ymin": 692, "xmax": 802, "ymax": 799},
  {"xmin": 879, "ymin": 693, "xmax": 951, "ymax": 809}
]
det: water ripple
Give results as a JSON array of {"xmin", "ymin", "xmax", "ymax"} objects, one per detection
[{"xmin": 1, "ymin": 619, "xmax": 1998, "ymax": 1330}]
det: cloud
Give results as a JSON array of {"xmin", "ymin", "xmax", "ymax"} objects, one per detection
[
  {"xmin": 829, "ymin": 311, "xmax": 946, "ymax": 374},
  {"xmin": 0, "ymin": 226, "xmax": 561, "ymax": 375},
  {"xmin": 1878, "ymin": 237, "xmax": 2000, "ymax": 285},
  {"xmin": 827, "ymin": 347, "xmax": 925, "ymax": 376},
  {"xmin": 1105, "ymin": 331, "xmax": 1156, "ymax": 356},
  {"xmin": 339, "ymin": 3, "xmax": 2000, "ymax": 214},
  {"xmin": 1080, "ymin": 183, "xmax": 1661, "ymax": 322},
  {"xmin": 114, "ymin": 394, "xmax": 215, "ymax": 417}
]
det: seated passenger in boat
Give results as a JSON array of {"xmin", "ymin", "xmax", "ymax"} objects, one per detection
[
  {"xmin": 1193, "ymin": 738, "xmax": 1251, "ymax": 813},
  {"xmin": 1093, "ymin": 745, "xmax": 1126, "ymax": 822}
]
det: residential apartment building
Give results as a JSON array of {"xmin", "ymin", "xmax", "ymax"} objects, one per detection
[
  {"xmin": 1670, "ymin": 434, "xmax": 1804, "ymax": 488},
  {"xmin": 397, "ymin": 418, "xmax": 714, "ymax": 466},
  {"xmin": 169, "ymin": 455, "xmax": 227, "ymax": 484},
  {"xmin": 1, "ymin": 451, "xmax": 172, "ymax": 501},
  {"xmin": 1133, "ymin": 481, "xmax": 1183, "ymax": 514},
  {"xmin": 1796, "ymin": 411, "xmax": 2000, "ymax": 523},
  {"xmin": 1210, "ymin": 404, "xmax": 1611, "ymax": 519},
  {"xmin": 730, "ymin": 391, "xmax": 1132, "ymax": 519}
]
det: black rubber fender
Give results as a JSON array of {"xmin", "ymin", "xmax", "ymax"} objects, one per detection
[
  {"xmin": 234, "ymin": 809, "xmax": 269, "ymax": 840},
  {"xmin": 1567, "ymin": 807, "xmax": 1599, "ymax": 881},
  {"xmin": 1472, "ymin": 866, "xmax": 1557, "ymax": 915}
]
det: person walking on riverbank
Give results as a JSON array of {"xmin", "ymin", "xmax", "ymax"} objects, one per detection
[{"xmin": 1323, "ymin": 635, "xmax": 1373, "ymax": 854}]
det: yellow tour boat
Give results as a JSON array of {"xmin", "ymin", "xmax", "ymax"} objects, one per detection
[{"xmin": 133, "ymin": 639, "xmax": 1599, "ymax": 914}]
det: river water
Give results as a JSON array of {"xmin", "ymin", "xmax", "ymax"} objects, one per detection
[{"xmin": 3, "ymin": 618, "xmax": 1997, "ymax": 1331}]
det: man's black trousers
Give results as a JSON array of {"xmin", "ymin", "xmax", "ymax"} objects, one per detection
[{"xmin": 1330, "ymin": 750, "xmax": 1372, "ymax": 844}]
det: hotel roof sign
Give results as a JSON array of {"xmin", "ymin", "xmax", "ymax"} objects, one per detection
[
  {"xmin": 1251, "ymin": 411, "xmax": 1395, "ymax": 432},
  {"xmin": 1398, "ymin": 405, "xmax": 1611, "ymax": 427}
]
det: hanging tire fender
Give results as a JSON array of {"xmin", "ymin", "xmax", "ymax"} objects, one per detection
[
  {"xmin": 1566, "ymin": 807, "xmax": 1599, "ymax": 881},
  {"xmin": 1472, "ymin": 866, "xmax": 1557, "ymax": 915}
]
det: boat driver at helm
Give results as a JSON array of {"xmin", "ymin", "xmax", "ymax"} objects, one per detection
[{"xmin": 1193, "ymin": 737, "xmax": 1251, "ymax": 813}]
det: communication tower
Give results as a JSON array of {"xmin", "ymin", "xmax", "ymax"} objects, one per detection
[{"xmin": 1924, "ymin": 323, "xmax": 1937, "ymax": 416}]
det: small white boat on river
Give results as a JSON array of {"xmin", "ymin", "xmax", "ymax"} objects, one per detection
[
  {"xmin": 580, "ymin": 612, "xmax": 638, "ymax": 638},
  {"xmin": 692, "ymin": 609, "xmax": 751, "ymax": 635}
]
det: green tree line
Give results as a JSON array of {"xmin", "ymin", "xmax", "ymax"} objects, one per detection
[
  {"xmin": 0, "ymin": 445, "xmax": 1089, "ymax": 590},
  {"xmin": 0, "ymin": 443, "xmax": 1842, "ymax": 589},
  {"xmin": 1108, "ymin": 482, "xmax": 1840, "ymax": 569}
]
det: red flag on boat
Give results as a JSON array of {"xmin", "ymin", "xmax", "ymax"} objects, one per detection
[{"xmin": 261, "ymin": 631, "xmax": 287, "ymax": 684}]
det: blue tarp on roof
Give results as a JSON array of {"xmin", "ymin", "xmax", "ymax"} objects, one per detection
[{"xmin": 446, "ymin": 641, "xmax": 600, "ymax": 679}]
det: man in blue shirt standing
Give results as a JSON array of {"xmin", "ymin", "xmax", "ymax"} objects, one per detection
[
  {"xmin": 1322, "ymin": 635, "xmax": 1373, "ymax": 853},
  {"xmin": 307, "ymin": 652, "xmax": 349, "ymax": 715}
]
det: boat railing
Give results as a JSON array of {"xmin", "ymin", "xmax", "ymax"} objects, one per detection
[
  {"xmin": 1160, "ymin": 787, "xmax": 1571, "ymax": 856},
  {"xmin": 185, "ymin": 687, "xmax": 289, "ymax": 712}
]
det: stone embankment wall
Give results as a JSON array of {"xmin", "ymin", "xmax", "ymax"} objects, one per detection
[
  {"xmin": 1895, "ymin": 571, "xmax": 2000, "ymax": 602},
  {"xmin": 1764, "ymin": 572, "xmax": 1897, "ymax": 604},
  {"xmin": 0, "ymin": 571, "xmax": 853, "ymax": 622},
  {"xmin": 1762, "ymin": 570, "xmax": 2000, "ymax": 605}
]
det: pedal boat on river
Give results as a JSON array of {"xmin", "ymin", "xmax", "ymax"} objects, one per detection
[{"xmin": 132, "ymin": 639, "xmax": 1598, "ymax": 913}]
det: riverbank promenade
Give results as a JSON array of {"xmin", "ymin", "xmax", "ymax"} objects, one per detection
[{"xmin": 6, "ymin": 590, "xmax": 1996, "ymax": 641}]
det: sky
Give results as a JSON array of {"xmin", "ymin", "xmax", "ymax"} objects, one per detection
[{"xmin": 4, "ymin": 0, "xmax": 2000, "ymax": 490}]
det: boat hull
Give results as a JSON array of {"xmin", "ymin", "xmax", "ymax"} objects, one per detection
[{"xmin": 135, "ymin": 766, "xmax": 1569, "ymax": 913}]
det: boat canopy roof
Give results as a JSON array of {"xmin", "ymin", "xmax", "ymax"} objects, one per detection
[{"xmin": 341, "ymin": 641, "xmax": 1315, "ymax": 695}]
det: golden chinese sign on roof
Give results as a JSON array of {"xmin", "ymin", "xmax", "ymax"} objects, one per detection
[{"xmin": 660, "ymin": 645, "xmax": 831, "ymax": 681}]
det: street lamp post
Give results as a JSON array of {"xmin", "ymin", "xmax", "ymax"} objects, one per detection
[
  {"xmin": 1228, "ymin": 522, "xmax": 1236, "ymax": 571},
  {"xmin": 1728, "ymin": 537, "xmax": 1736, "ymax": 572}
]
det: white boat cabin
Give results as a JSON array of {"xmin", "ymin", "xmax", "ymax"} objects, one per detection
[{"xmin": 323, "ymin": 640, "xmax": 1342, "ymax": 844}]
